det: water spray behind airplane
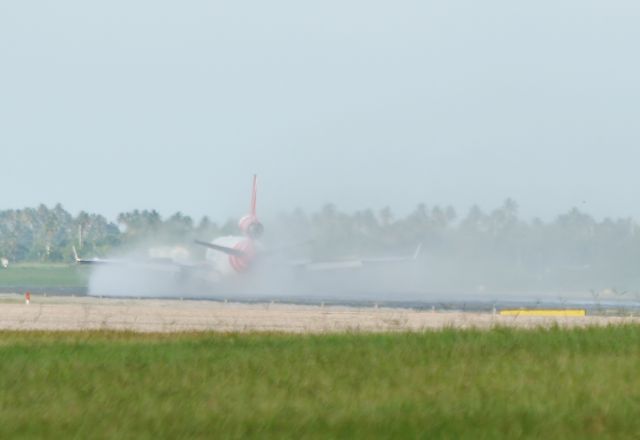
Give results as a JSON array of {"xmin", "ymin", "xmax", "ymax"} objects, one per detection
[{"xmin": 77, "ymin": 174, "xmax": 422, "ymax": 296}]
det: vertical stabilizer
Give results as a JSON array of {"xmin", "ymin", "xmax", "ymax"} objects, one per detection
[
  {"xmin": 238, "ymin": 175, "xmax": 263, "ymax": 237},
  {"xmin": 250, "ymin": 174, "xmax": 258, "ymax": 216}
]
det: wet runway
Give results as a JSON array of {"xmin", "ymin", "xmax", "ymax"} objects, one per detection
[{"xmin": 3, "ymin": 287, "xmax": 640, "ymax": 314}]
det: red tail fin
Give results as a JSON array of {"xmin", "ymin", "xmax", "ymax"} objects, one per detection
[{"xmin": 250, "ymin": 174, "xmax": 257, "ymax": 216}]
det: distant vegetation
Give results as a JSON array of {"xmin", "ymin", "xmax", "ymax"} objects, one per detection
[
  {"xmin": 2, "ymin": 327, "xmax": 640, "ymax": 438},
  {"xmin": 1, "ymin": 200, "xmax": 640, "ymax": 291},
  {"xmin": 0, "ymin": 204, "xmax": 233, "ymax": 263}
]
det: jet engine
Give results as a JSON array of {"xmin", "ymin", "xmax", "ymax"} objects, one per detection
[{"xmin": 239, "ymin": 215, "xmax": 264, "ymax": 239}]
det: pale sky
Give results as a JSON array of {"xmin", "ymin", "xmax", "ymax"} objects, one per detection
[{"xmin": 1, "ymin": 1, "xmax": 639, "ymax": 222}]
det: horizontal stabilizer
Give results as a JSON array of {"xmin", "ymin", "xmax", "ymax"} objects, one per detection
[{"xmin": 193, "ymin": 240, "xmax": 248, "ymax": 258}]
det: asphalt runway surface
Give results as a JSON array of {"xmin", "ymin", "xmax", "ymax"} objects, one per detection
[
  {"xmin": 4, "ymin": 286, "xmax": 640, "ymax": 313},
  {"xmin": 1, "ymin": 293, "xmax": 640, "ymax": 333}
]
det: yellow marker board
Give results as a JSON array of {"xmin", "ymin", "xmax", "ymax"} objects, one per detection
[{"xmin": 498, "ymin": 309, "xmax": 586, "ymax": 317}]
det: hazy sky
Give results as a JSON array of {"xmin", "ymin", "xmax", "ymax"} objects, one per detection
[{"xmin": 1, "ymin": 1, "xmax": 639, "ymax": 222}]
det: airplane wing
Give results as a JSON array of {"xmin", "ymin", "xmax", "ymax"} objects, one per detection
[
  {"xmin": 72, "ymin": 247, "xmax": 207, "ymax": 273},
  {"xmin": 193, "ymin": 240, "xmax": 248, "ymax": 257},
  {"xmin": 73, "ymin": 246, "xmax": 120, "ymax": 265},
  {"xmin": 290, "ymin": 244, "xmax": 422, "ymax": 272}
]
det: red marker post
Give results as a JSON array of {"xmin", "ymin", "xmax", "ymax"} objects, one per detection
[{"xmin": 25, "ymin": 291, "xmax": 31, "ymax": 305}]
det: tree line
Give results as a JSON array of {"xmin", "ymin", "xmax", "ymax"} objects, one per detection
[{"xmin": 1, "ymin": 201, "xmax": 639, "ymax": 290}]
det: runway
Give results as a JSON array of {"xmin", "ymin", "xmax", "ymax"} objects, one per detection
[
  {"xmin": 1, "ymin": 293, "xmax": 639, "ymax": 333},
  {"xmin": 5, "ymin": 284, "xmax": 640, "ymax": 312}
]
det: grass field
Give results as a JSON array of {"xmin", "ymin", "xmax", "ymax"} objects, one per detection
[
  {"xmin": 1, "ymin": 327, "xmax": 640, "ymax": 439},
  {"xmin": 0, "ymin": 264, "xmax": 88, "ymax": 288}
]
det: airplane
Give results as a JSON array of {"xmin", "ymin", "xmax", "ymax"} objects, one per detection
[{"xmin": 73, "ymin": 175, "xmax": 421, "ymax": 287}]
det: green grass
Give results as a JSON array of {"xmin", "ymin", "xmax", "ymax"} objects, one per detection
[
  {"xmin": 0, "ymin": 263, "xmax": 88, "ymax": 288},
  {"xmin": 1, "ymin": 328, "xmax": 640, "ymax": 439}
]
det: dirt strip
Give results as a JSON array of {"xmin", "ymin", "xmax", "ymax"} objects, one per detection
[{"xmin": 0, "ymin": 294, "xmax": 638, "ymax": 333}]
